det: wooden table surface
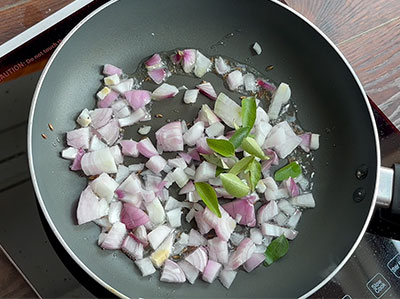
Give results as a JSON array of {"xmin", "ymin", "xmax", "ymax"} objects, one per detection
[{"xmin": 0, "ymin": 0, "xmax": 399, "ymax": 298}]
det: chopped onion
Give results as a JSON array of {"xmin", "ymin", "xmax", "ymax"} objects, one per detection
[
  {"xmin": 227, "ymin": 238, "xmax": 255, "ymax": 270},
  {"xmin": 230, "ymin": 232, "xmax": 245, "ymax": 247},
  {"xmin": 70, "ymin": 148, "xmax": 85, "ymax": 171},
  {"xmin": 194, "ymin": 210, "xmax": 212, "ymax": 234},
  {"xmin": 207, "ymin": 237, "xmax": 228, "ymax": 264},
  {"xmin": 173, "ymin": 233, "xmax": 189, "ymax": 255},
  {"xmin": 91, "ymin": 173, "xmax": 119, "ymax": 201},
  {"xmin": 178, "ymin": 260, "xmax": 199, "ymax": 284},
  {"xmin": 268, "ymin": 82, "xmax": 291, "ymax": 120},
  {"xmin": 179, "ymin": 181, "xmax": 195, "ymax": 195},
  {"xmin": 138, "ymin": 125, "xmax": 151, "ymax": 135},
  {"xmin": 195, "ymin": 137, "xmax": 212, "ymax": 155},
  {"xmin": 96, "ymin": 87, "xmax": 111, "ymax": 101},
  {"xmin": 252, "ymin": 42, "xmax": 262, "ymax": 55},
  {"xmin": 182, "ymin": 49, "xmax": 196, "ymax": 73},
  {"xmin": 134, "ymin": 225, "xmax": 149, "ymax": 247},
  {"xmin": 243, "ymin": 73, "xmax": 257, "ymax": 92},
  {"xmin": 61, "ymin": 147, "xmax": 78, "ymax": 160},
  {"xmin": 185, "ymin": 246, "xmax": 208, "ymax": 272},
  {"xmin": 198, "ymin": 104, "xmax": 220, "ymax": 125},
  {"xmin": 203, "ymin": 206, "xmax": 236, "ymax": 241},
  {"xmin": 261, "ymin": 223, "xmax": 298, "ymax": 240},
  {"xmin": 188, "ymin": 148, "xmax": 201, "ymax": 161},
  {"xmin": 97, "ymin": 119, "xmax": 120, "ymax": 145},
  {"xmin": 119, "ymin": 139, "xmax": 139, "ymax": 157},
  {"xmin": 194, "ymin": 50, "xmax": 212, "ymax": 77},
  {"xmin": 250, "ymin": 228, "xmax": 263, "ymax": 245},
  {"xmin": 135, "ymin": 257, "xmax": 156, "ymax": 277},
  {"xmin": 94, "ymin": 217, "xmax": 112, "ymax": 230},
  {"xmin": 194, "ymin": 161, "xmax": 216, "ymax": 182},
  {"xmin": 219, "ymin": 269, "xmax": 237, "ymax": 289},
  {"xmin": 226, "ymin": 70, "xmax": 243, "ymax": 91},
  {"xmin": 104, "ymin": 74, "xmax": 120, "ymax": 86},
  {"xmin": 155, "ymin": 121, "xmax": 184, "ymax": 152},
  {"xmin": 111, "ymin": 99, "xmax": 130, "ymax": 118},
  {"xmin": 170, "ymin": 51, "xmax": 183, "ymax": 65},
  {"xmin": 137, "ymin": 137, "xmax": 158, "ymax": 158},
  {"xmin": 150, "ymin": 233, "xmax": 173, "ymax": 267},
  {"xmin": 243, "ymin": 253, "xmax": 264, "ymax": 272},
  {"xmin": 166, "ymin": 208, "xmax": 182, "ymax": 228},
  {"xmin": 172, "ymin": 168, "xmax": 189, "ymax": 188},
  {"xmin": 81, "ymin": 147, "xmax": 117, "ymax": 175},
  {"xmin": 287, "ymin": 210, "xmax": 302, "ymax": 229},
  {"xmin": 188, "ymin": 229, "xmax": 207, "ymax": 246},
  {"xmin": 257, "ymin": 200, "xmax": 279, "ymax": 224},
  {"xmin": 215, "ymin": 56, "xmax": 230, "ymax": 75},
  {"xmin": 98, "ymin": 90, "xmax": 119, "ymax": 108},
  {"xmin": 146, "ymin": 155, "xmax": 167, "ymax": 174},
  {"xmin": 111, "ymin": 78, "xmax": 133, "ymax": 94},
  {"xmin": 257, "ymin": 79, "xmax": 276, "ymax": 91},
  {"xmin": 152, "ymin": 83, "xmax": 179, "ymax": 100},
  {"xmin": 278, "ymin": 199, "xmax": 296, "ymax": 216},
  {"xmin": 283, "ymin": 177, "xmax": 300, "ymax": 197},
  {"xmin": 76, "ymin": 186, "xmax": 109, "ymax": 225},
  {"xmin": 124, "ymin": 90, "xmax": 151, "ymax": 110},
  {"xmin": 89, "ymin": 135, "xmax": 107, "ymax": 152},
  {"xmin": 299, "ymin": 133, "xmax": 311, "ymax": 153},
  {"xmin": 100, "ymin": 221, "xmax": 127, "ymax": 250},
  {"xmin": 310, "ymin": 134, "xmax": 320, "ymax": 150},
  {"xmin": 147, "ymin": 225, "xmax": 171, "ymax": 250},
  {"xmin": 164, "ymin": 196, "xmax": 182, "ymax": 211},
  {"xmin": 118, "ymin": 108, "xmax": 146, "ymax": 127},
  {"xmin": 205, "ymin": 122, "xmax": 225, "ymax": 137},
  {"xmin": 178, "ymin": 152, "xmax": 192, "ymax": 164},
  {"xmin": 222, "ymin": 198, "xmax": 256, "ymax": 227},
  {"xmin": 264, "ymin": 121, "xmax": 302, "ymax": 159},
  {"xmin": 76, "ymin": 108, "xmax": 92, "ymax": 127},
  {"xmin": 214, "ymin": 93, "xmax": 242, "ymax": 128},
  {"xmin": 196, "ymin": 82, "xmax": 217, "ymax": 101},
  {"xmin": 183, "ymin": 89, "xmax": 199, "ymax": 104},
  {"xmin": 144, "ymin": 197, "xmax": 165, "ymax": 226},
  {"xmin": 168, "ymin": 157, "xmax": 187, "ymax": 169},
  {"xmin": 120, "ymin": 203, "xmax": 149, "ymax": 229},
  {"xmin": 103, "ymin": 64, "xmax": 123, "ymax": 76},
  {"xmin": 289, "ymin": 193, "xmax": 315, "ymax": 208},
  {"xmin": 183, "ymin": 121, "xmax": 205, "ymax": 146},
  {"xmin": 148, "ymin": 68, "xmax": 167, "ymax": 84},
  {"xmin": 160, "ymin": 259, "xmax": 186, "ymax": 283},
  {"xmin": 67, "ymin": 127, "xmax": 90, "ymax": 149},
  {"xmin": 202, "ymin": 260, "xmax": 222, "ymax": 283},
  {"xmin": 122, "ymin": 234, "xmax": 143, "ymax": 260},
  {"xmin": 145, "ymin": 53, "xmax": 162, "ymax": 70}
]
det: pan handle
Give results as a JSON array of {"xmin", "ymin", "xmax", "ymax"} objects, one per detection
[{"xmin": 376, "ymin": 164, "xmax": 400, "ymax": 215}]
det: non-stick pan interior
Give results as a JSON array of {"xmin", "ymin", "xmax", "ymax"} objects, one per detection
[{"xmin": 29, "ymin": 0, "xmax": 379, "ymax": 297}]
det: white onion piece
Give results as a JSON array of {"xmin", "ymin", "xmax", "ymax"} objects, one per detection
[
  {"xmin": 186, "ymin": 208, "xmax": 196, "ymax": 223},
  {"xmin": 215, "ymin": 56, "xmax": 230, "ymax": 75},
  {"xmin": 194, "ymin": 161, "xmax": 216, "ymax": 182},
  {"xmin": 183, "ymin": 89, "xmax": 199, "ymax": 104},
  {"xmin": 89, "ymin": 135, "xmax": 107, "ymax": 152},
  {"xmin": 122, "ymin": 234, "xmax": 143, "ymax": 260},
  {"xmin": 263, "ymin": 126, "xmax": 285, "ymax": 149},
  {"xmin": 188, "ymin": 229, "xmax": 207, "ymax": 246},
  {"xmin": 151, "ymin": 83, "xmax": 179, "ymax": 100},
  {"xmin": 94, "ymin": 217, "xmax": 112, "ymax": 230},
  {"xmin": 203, "ymin": 206, "xmax": 236, "ymax": 241},
  {"xmin": 155, "ymin": 121, "xmax": 184, "ymax": 152},
  {"xmin": 261, "ymin": 223, "xmax": 298, "ymax": 240},
  {"xmin": 214, "ymin": 93, "xmax": 242, "ymax": 128},
  {"xmin": 141, "ymin": 189, "xmax": 156, "ymax": 203},
  {"xmin": 202, "ymin": 260, "xmax": 222, "ymax": 283},
  {"xmin": 164, "ymin": 196, "xmax": 181, "ymax": 211},
  {"xmin": 119, "ymin": 173, "xmax": 142, "ymax": 195},
  {"xmin": 118, "ymin": 140, "xmax": 138, "ymax": 158},
  {"xmin": 109, "ymin": 145, "xmax": 123, "ymax": 165},
  {"xmin": 294, "ymin": 174, "xmax": 309, "ymax": 191},
  {"xmin": 184, "ymin": 166, "xmax": 196, "ymax": 178},
  {"xmin": 137, "ymin": 137, "xmax": 158, "ymax": 158},
  {"xmin": 226, "ymin": 70, "xmax": 243, "ymax": 91},
  {"xmin": 178, "ymin": 260, "xmax": 199, "ymax": 284},
  {"xmin": 67, "ymin": 127, "xmax": 90, "ymax": 149},
  {"xmin": 150, "ymin": 233, "xmax": 174, "ymax": 267},
  {"xmin": 172, "ymin": 168, "xmax": 189, "ymax": 188},
  {"xmin": 76, "ymin": 108, "xmax": 92, "ymax": 127},
  {"xmin": 194, "ymin": 51, "xmax": 211, "ymax": 78},
  {"xmin": 195, "ymin": 83, "xmax": 217, "ymax": 102},
  {"xmin": 144, "ymin": 197, "xmax": 165, "ymax": 226},
  {"xmin": 252, "ymin": 42, "xmax": 262, "ymax": 55},
  {"xmin": 166, "ymin": 208, "xmax": 182, "ymax": 228},
  {"xmin": 111, "ymin": 78, "xmax": 133, "ymax": 94},
  {"xmin": 207, "ymin": 237, "xmax": 228, "ymax": 264},
  {"xmin": 222, "ymin": 198, "xmax": 256, "ymax": 227},
  {"xmin": 81, "ymin": 147, "xmax": 117, "ymax": 175},
  {"xmin": 198, "ymin": 104, "xmax": 220, "ymax": 125},
  {"xmin": 278, "ymin": 199, "xmax": 296, "ymax": 216},
  {"xmin": 287, "ymin": 210, "xmax": 302, "ymax": 229},
  {"xmin": 173, "ymin": 232, "xmax": 189, "ymax": 255},
  {"xmin": 230, "ymin": 232, "xmax": 245, "ymax": 247},
  {"xmin": 98, "ymin": 90, "xmax": 119, "ymax": 108},
  {"xmin": 160, "ymin": 259, "xmax": 186, "ymax": 283},
  {"xmin": 146, "ymin": 155, "xmax": 167, "ymax": 174},
  {"xmin": 274, "ymin": 212, "xmax": 288, "ymax": 227},
  {"xmin": 182, "ymin": 49, "xmax": 196, "ymax": 73},
  {"xmin": 135, "ymin": 258, "xmax": 156, "ymax": 277},
  {"xmin": 254, "ymin": 121, "xmax": 272, "ymax": 147},
  {"xmin": 185, "ymin": 247, "xmax": 208, "ymax": 272},
  {"xmin": 179, "ymin": 181, "xmax": 195, "ymax": 195},
  {"xmin": 61, "ymin": 147, "xmax": 78, "ymax": 160},
  {"xmin": 145, "ymin": 53, "xmax": 162, "ymax": 70},
  {"xmin": 194, "ymin": 210, "xmax": 212, "ymax": 234},
  {"xmin": 227, "ymin": 238, "xmax": 255, "ymax": 270},
  {"xmin": 96, "ymin": 86, "xmax": 111, "ymax": 101},
  {"xmin": 104, "ymin": 74, "xmax": 120, "ymax": 85},
  {"xmin": 124, "ymin": 90, "xmax": 151, "ymax": 110},
  {"xmin": 120, "ymin": 203, "xmax": 149, "ymax": 229},
  {"xmin": 205, "ymin": 122, "xmax": 224, "ymax": 137},
  {"xmin": 118, "ymin": 108, "xmax": 146, "ymax": 127},
  {"xmin": 183, "ymin": 121, "xmax": 205, "ymax": 146},
  {"xmin": 178, "ymin": 152, "xmax": 192, "ymax": 164},
  {"xmin": 97, "ymin": 119, "xmax": 120, "ymax": 145},
  {"xmin": 101, "ymin": 221, "xmax": 127, "ymax": 250},
  {"xmin": 103, "ymin": 64, "xmax": 122, "ymax": 76},
  {"xmin": 115, "ymin": 165, "xmax": 130, "ymax": 184},
  {"xmin": 168, "ymin": 157, "xmax": 187, "ymax": 169},
  {"xmin": 91, "ymin": 173, "xmax": 119, "ymax": 201},
  {"xmin": 243, "ymin": 73, "xmax": 257, "ymax": 92},
  {"xmin": 148, "ymin": 68, "xmax": 167, "ymax": 84},
  {"xmin": 268, "ymin": 82, "xmax": 291, "ymax": 120},
  {"xmin": 257, "ymin": 201, "xmax": 279, "ymax": 224},
  {"xmin": 219, "ymin": 269, "xmax": 237, "ymax": 289},
  {"xmin": 250, "ymin": 228, "xmax": 263, "ymax": 245},
  {"xmin": 255, "ymin": 180, "xmax": 266, "ymax": 194},
  {"xmin": 289, "ymin": 193, "xmax": 315, "ymax": 208},
  {"xmin": 310, "ymin": 133, "xmax": 320, "ymax": 150},
  {"xmin": 214, "ymin": 187, "xmax": 233, "ymax": 199},
  {"xmin": 111, "ymin": 99, "xmax": 130, "ymax": 118},
  {"xmin": 262, "ymin": 176, "xmax": 278, "ymax": 191},
  {"xmin": 243, "ymin": 252, "xmax": 264, "ymax": 272},
  {"xmin": 134, "ymin": 225, "xmax": 148, "ymax": 247},
  {"xmin": 76, "ymin": 186, "xmax": 109, "ymax": 225},
  {"xmin": 138, "ymin": 125, "xmax": 151, "ymax": 135},
  {"xmin": 147, "ymin": 225, "xmax": 171, "ymax": 250},
  {"xmin": 186, "ymin": 192, "xmax": 199, "ymax": 203}
]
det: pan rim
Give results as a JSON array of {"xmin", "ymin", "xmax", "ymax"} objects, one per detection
[{"xmin": 27, "ymin": 0, "xmax": 381, "ymax": 298}]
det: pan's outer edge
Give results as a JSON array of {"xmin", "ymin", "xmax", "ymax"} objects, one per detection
[{"xmin": 27, "ymin": 0, "xmax": 381, "ymax": 298}]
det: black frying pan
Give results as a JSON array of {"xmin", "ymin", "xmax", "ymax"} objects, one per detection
[{"xmin": 28, "ymin": 0, "xmax": 383, "ymax": 297}]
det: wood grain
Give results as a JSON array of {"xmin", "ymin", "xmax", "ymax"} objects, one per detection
[
  {"xmin": 0, "ymin": 0, "xmax": 74, "ymax": 45},
  {"xmin": 0, "ymin": 249, "xmax": 38, "ymax": 298}
]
